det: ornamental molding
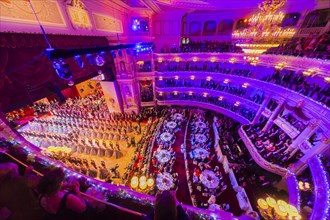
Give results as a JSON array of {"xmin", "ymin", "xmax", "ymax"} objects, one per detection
[{"xmin": 65, "ymin": 0, "xmax": 92, "ymax": 30}]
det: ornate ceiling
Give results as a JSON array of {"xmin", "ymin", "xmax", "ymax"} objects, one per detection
[{"xmin": 114, "ymin": 0, "xmax": 318, "ymax": 13}]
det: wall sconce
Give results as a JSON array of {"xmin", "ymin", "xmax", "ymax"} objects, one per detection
[
  {"xmin": 203, "ymin": 93, "xmax": 208, "ymax": 97},
  {"xmin": 175, "ymin": 57, "xmax": 180, "ymax": 62},
  {"xmin": 229, "ymin": 58, "xmax": 236, "ymax": 64},
  {"xmin": 190, "ymin": 75, "xmax": 195, "ymax": 80},
  {"xmin": 189, "ymin": 91, "xmax": 193, "ymax": 96},
  {"xmin": 158, "ymin": 58, "xmax": 163, "ymax": 63},
  {"xmin": 206, "ymin": 76, "xmax": 212, "ymax": 81},
  {"xmin": 303, "ymin": 68, "xmax": 316, "ymax": 76},
  {"xmin": 218, "ymin": 96, "xmax": 223, "ymax": 101},
  {"xmin": 174, "ymin": 91, "xmax": 178, "ymax": 95},
  {"xmin": 210, "ymin": 57, "xmax": 216, "ymax": 63},
  {"xmin": 234, "ymin": 101, "xmax": 240, "ymax": 106},
  {"xmin": 275, "ymin": 63, "xmax": 285, "ymax": 70},
  {"xmin": 174, "ymin": 76, "xmax": 179, "ymax": 80},
  {"xmin": 223, "ymin": 79, "xmax": 229, "ymax": 84},
  {"xmin": 242, "ymin": 83, "xmax": 248, "ymax": 88},
  {"xmin": 192, "ymin": 57, "xmax": 198, "ymax": 62}
]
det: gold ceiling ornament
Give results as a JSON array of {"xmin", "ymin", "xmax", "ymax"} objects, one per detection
[{"xmin": 232, "ymin": 0, "xmax": 296, "ymax": 60}]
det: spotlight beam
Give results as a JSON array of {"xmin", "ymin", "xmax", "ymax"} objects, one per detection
[{"xmin": 45, "ymin": 42, "xmax": 153, "ymax": 60}]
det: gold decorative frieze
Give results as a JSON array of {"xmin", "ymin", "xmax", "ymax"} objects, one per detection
[
  {"xmin": 0, "ymin": 0, "xmax": 66, "ymax": 26},
  {"xmin": 65, "ymin": 0, "xmax": 92, "ymax": 30},
  {"xmin": 92, "ymin": 13, "xmax": 123, "ymax": 33}
]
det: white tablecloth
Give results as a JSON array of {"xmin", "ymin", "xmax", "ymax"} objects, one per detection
[
  {"xmin": 156, "ymin": 172, "xmax": 174, "ymax": 191},
  {"xmin": 200, "ymin": 170, "xmax": 220, "ymax": 189},
  {"xmin": 166, "ymin": 121, "xmax": 177, "ymax": 130},
  {"xmin": 160, "ymin": 132, "xmax": 173, "ymax": 142},
  {"xmin": 172, "ymin": 113, "xmax": 183, "ymax": 121},
  {"xmin": 155, "ymin": 149, "xmax": 171, "ymax": 163},
  {"xmin": 193, "ymin": 148, "xmax": 210, "ymax": 160},
  {"xmin": 195, "ymin": 134, "xmax": 207, "ymax": 144},
  {"xmin": 195, "ymin": 121, "xmax": 207, "ymax": 129}
]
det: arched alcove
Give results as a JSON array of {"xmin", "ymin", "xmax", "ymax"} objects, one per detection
[
  {"xmin": 217, "ymin": 19, "xmax": 234, "ymax": 35},
  {"xmin": 189, "ymin": 21, "xmax": 202, "ymax": 36},
  {"xmin": 203, "ymin": 20, "xmax": 217, "ymax": 36}
]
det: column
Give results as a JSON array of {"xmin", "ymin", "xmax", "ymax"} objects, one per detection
[
  {"xmin": 252, "ymin": 96, "xmax": 270, "ymax": 124},
  {"xmin": 262, "ymin": 101, "xmax": 283, "ymax": 131},
  {"xmin": 290, "ymin": 119, "xmax": 321, "ymax": 149},
  {"xmin": 290, "ymin": 138, "xmax": 330, "ymax": 174},
  {"xmin": 152, "ymin": 78, "xmax": 157, "ymax": 107}
]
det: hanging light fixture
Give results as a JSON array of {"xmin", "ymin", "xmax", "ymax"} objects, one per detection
[{"xmin": 232, "ymin": 0, "xmax": 296, "ymax": 61}]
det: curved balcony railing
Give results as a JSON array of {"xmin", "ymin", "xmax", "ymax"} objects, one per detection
[
  {"xmin": 238, "ymin": 126, "xmax": 288, "ymax": 176},
  {"xmin": 155, "ymin": 78, "xmax": 263, "ymax": 106},
  {"xmin": 309, "ymin": 155, "xmax": 330, "ymax": 220},
  {"xmin": 274, "ymin": 117, "xmax": 301, "ymax": 139},
  {"xmin": 156, "ymin": 99, "xmax": 251, "ymax": 124},
  {"xmin": 286, "ymin": 173, "xmax": 301, "ymax": 212},
  {"xmin": 156, "ymin": 44, "xmax": 330, "ymax": 61},
  {"xmin": 153, "ymin": 53, "xmax": 330, "ymax": 75},
  {"xmin": 153, "ymin": 58, "xmax": 330, "ymax": 110},
  {"xmin": 155, "ymin": 86, "xmax": 260, "ymax": 108}
]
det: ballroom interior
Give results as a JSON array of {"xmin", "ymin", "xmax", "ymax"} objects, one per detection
[{"xmin": 0, "ymin": 0, "xmax": 329, "ymax": 220}]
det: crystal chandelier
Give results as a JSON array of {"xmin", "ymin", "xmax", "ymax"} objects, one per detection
[{"xmin": 232, "ymin": 0, "xmax": 296, "ymax": 60}]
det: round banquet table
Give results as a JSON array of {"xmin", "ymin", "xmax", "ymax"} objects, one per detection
[
  {"xmin": 193, "ymin": 148, "xmax": 210, "ymax": 160},
  {"xmin": 195, "ymin": 134, "xmax": 207, "ymax": 144},
  {"xmin": 160, "ymin": 132, "xmax": 173, "ymax": 142},
  {"xmin": 156, "ymin": 172, "xmax": 174, "ymax": 191},
  {"xmin": 172, "ymin": 113, "xmax": 183, "ymax": 121},
  {"xmin": 166, "ymin": 121, "xmax": 177, "ymax": 130},
  {"xmin": 195, "ymin": 121, "xmax": 207, "ymax": 129},
  {"xmin": 200, "ymin": 170, "xmax": 220, "ymax": 189},
  {"xmin": 155, "ymin": 149, "xmax": 171, "ymax": 163}
]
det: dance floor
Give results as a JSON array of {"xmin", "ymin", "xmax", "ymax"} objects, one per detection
[{"xmin": 20, "ymin": 115, "xmax": 146, "ymax": 185}]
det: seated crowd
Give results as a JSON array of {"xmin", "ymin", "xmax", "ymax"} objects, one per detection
[
  {"xmin": 244, "ymin": 124, "xmax": 304, "ymax": 167},
  {"xmin": 160, "ymin": 40, "xmax": 241, "ymax": 54},
  {"xmin": 149, "ymin": 110, "xmax": 187, "ymax": 191},
  {"xmin": 186, "ymin": 111, "xmax": 229, "ymax": 212},
  {"xmin": 157, "ymin": 93, "xmax": 257, "ymax": 121},
  {"xmin": 159, "ymin": 35, "xmax": 330, "ymax": 60},
  {"xmin": 280, "ymin": 113, "xmax": 307, "ymax": 132},
  {"xmin": 156, "ymin": 77, "xmax": 265, "ymax": 105},
  {"xmin": 214, "ymin": 115, "xmax": 250, "ymax": 164},
  {"xmin": 262, "ymin": 69, "xmax": 329, "ymax": 106}
]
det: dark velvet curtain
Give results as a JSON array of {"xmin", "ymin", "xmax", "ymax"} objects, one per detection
[
  {"xmin": 0, "ymin": 33, "xmax": 114, "ymax": 112},
  {"xmin": 284, "ymin": 102, "xmax": 311, "ymax": 121}
]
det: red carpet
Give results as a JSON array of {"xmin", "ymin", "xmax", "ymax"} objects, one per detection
[{"xmin": 171, "ymin": 121, "xmax": 192, "ymax": 205}]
